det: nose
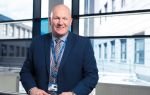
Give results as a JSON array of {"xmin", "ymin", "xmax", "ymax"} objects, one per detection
[{"xmin": 58, "ymin": 19, "xmax": 63, "ymax": 25}]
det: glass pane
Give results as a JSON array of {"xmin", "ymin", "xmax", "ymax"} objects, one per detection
[
  {"xmin": 79, "ymin": 0, "xmax": 150, "ymax": 14},
  {"xmin": 41, "ymin": 0, "xmax": 49, "ymax": 18},
  {"xmin": 79, "ymin": 13, "xmax": 150, "ymax": 36},
  {"xmin": 48, "ymin": 0, "xmax": 72, "ymax": 17},
  {"xmin": 91, "ymin": 37, "xmax": 150, "ymax": 86},
  {"xmin": 0, "ymin": 0, "xmax": 33, "ymax": 21},
  {"xmin": 0, "ymin": 21, "xmax": 32, "ymax": 39},
  {"xmin": 0, "ymin": 39, "xmax": 31, "ymax": 68},
  {"xmin": 0, "ymin": 39, "xmax": 31, "ymax": 93},
  {"xmin": 64, "ymin": 0, "xmax": 72, "ymax": 11},
  {"xmin": 135, "ymin": 39, "xmax": 144, "ymax": 64},
  {"xmin": 41, "ymin": 18, "xmax": 49, "ymax": 35}
]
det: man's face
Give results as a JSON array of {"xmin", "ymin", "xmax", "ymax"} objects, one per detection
[{"xmin": 50, "ymin": 5, "xmax": 72, "ymax": 37}]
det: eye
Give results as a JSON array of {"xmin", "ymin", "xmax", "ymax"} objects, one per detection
[
  {"xmin": 63, "ymin": 17, "xmax": 68, "ymax": 20},
  {"xmin": 53, "ymin": 17, "xmax": 59, "ymax": 20}
]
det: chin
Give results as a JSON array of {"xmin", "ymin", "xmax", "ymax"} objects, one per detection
[
  {"xmin": 57, "ymin": 31, "xmax": 67, "ymax": 35},
  {"xmin": 55, "ymin": 33, "xmax": 66, "ymax": 37}
]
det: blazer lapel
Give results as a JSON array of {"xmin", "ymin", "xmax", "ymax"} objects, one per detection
[
  {"xmin": 59, "ymin": 32, "xmax": 75, "ymax": 71},
  {"xmin": 44, "ymin": 33, "xmax": 52, "ymax": 75}
]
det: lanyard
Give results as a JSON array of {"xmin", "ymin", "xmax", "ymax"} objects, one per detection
[
  {"xmin": 51, "ymin": 40, "xmax": 66, "ymax": 67},
  {"xmin": 49, "ymin": 40, "xmax": 66, "ymax": 82}
]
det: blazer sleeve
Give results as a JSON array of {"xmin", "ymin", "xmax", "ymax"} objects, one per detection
[
  {"xmin": 72, "ymin": 38, "xmax": 99, "ymax": 95},
  {"xmin": 20, "ymin": 40, "xmax": 37, "ymax": 93}
]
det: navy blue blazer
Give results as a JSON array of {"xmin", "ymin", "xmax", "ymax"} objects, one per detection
[{"xmin": 20, "ymin": 32, "xmax": 99, "ymax": 95}]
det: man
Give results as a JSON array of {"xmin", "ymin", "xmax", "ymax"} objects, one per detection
[{"xmin": 20, "ymin": 4, "xmax": 98, "ymax": 95}]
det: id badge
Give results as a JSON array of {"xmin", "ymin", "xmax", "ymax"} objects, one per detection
[{"xmin": 48, "ymin": 83, "xmax": 58, "ymax": 91}]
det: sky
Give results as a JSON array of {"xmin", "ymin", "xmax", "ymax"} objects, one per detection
[
  {"xmin": 0, "ymin": 0, "xmax": 48, "ymax": 20},
  {"xmin": 0, "ymin": 0, "xmax": 33, "ymax": 19},
  {"xmin": 0, "ymin": 0, "xmax": 49, "ymax": 27}
]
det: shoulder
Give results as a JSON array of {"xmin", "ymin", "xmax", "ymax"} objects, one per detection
[
  {"xmin": 68, "ymin": 32, "xmax": 91, "ymax": 49},
  {"xmin": 29, "ymin": 33, "xmax": 51, "ymax": 48},
  {"xmin": 69, "ymin": 32, "xmax": 90, "ymax": 42},
  {"xmin": 32, "ymin": 33, "xmax": 51, "ymax": 42}
]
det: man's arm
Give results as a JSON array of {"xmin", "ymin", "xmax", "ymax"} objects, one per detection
[
  {"xmin": 20, "ymin": 41, "xmax": 37, "ymax": 93},
  {"xmin": 72, "ymin": 38, "xmax": 99, "ymax": 95}
]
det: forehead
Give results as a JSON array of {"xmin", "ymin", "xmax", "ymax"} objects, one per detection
[{"xmin": 51, "ymin": 5, "xmax": 71, "ymax": 17}]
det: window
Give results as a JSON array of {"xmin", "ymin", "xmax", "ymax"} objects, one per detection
[
  {"xmin": 84, "ymin": 18, "xmax": 90, "ymax": 36},
  {"xmin": 21, "ymin": 47, "xmax": 25, "ymax": 57},
  {"xmin": 1, "ymin": 44, "xmax": 7, "ymax": 56},
  {"xmin": 85, "ymin": 0, "xmax": 90, "ymax": 14},
  {"xmin": 120, "ymin": 39, "xmax": 127, "ymax": 62},
  {"xmin": 0, "ymin": 0, "xmax": 150, "ymax": 88},
  {"xmin": 41, "ymin": 19, "xmax": 49, "ymax": 35},
  {"xmin": 135, "ymin": 39, "xmax": 144, "ymax": 64},
  {"xmin": 80, "ymin": 0, "xmax": 150, "ymax": 14},
  {"xmin": 16, "ymin": 46, "xmax": 20, "ymax": 57},
  {"xmin": 99, "ymin": 44, "xmax": 101, "ymax": 58},
  {"xmin": 9, "ymin": 45, "xmax": 14, "ymax": 56},
  {"xmin": 41, "ymin": 0, "xmax": 48, "ymax": 18},
  {"xmin": 0, "ymin": 0, "xmax": 33, "ymax": 20},
  {"xmin": 111, "ymin": 40, "xmax": 115, "ymax": 60},
  {"xmin": 104, "ymin": 43, "xmax": 107, "ymax": 59},
  {"xmin": 83, "ymin": 0, "xmax": 94, "ymax": 36}
]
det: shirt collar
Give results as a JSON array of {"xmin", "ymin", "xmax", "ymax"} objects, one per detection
[{"xmin": 52, "ymin": 32, "xmax": 68, "ymax": 43}]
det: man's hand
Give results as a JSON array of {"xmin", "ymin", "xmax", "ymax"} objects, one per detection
[
  {"xmin": 59, "ymin": 92, "xmax": 75, "ymax": 95},
  {"xmin": 29, "ymin": 87, "xmax": 50, "ymax": 95},
  {"xmin": 59, "ymin": 92, "xmax": 74, "ymax": 95}
]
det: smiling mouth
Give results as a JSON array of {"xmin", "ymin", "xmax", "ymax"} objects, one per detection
[{"xmin": 56, "ymin": 26, "xmax": 64, "ymax": 29}]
